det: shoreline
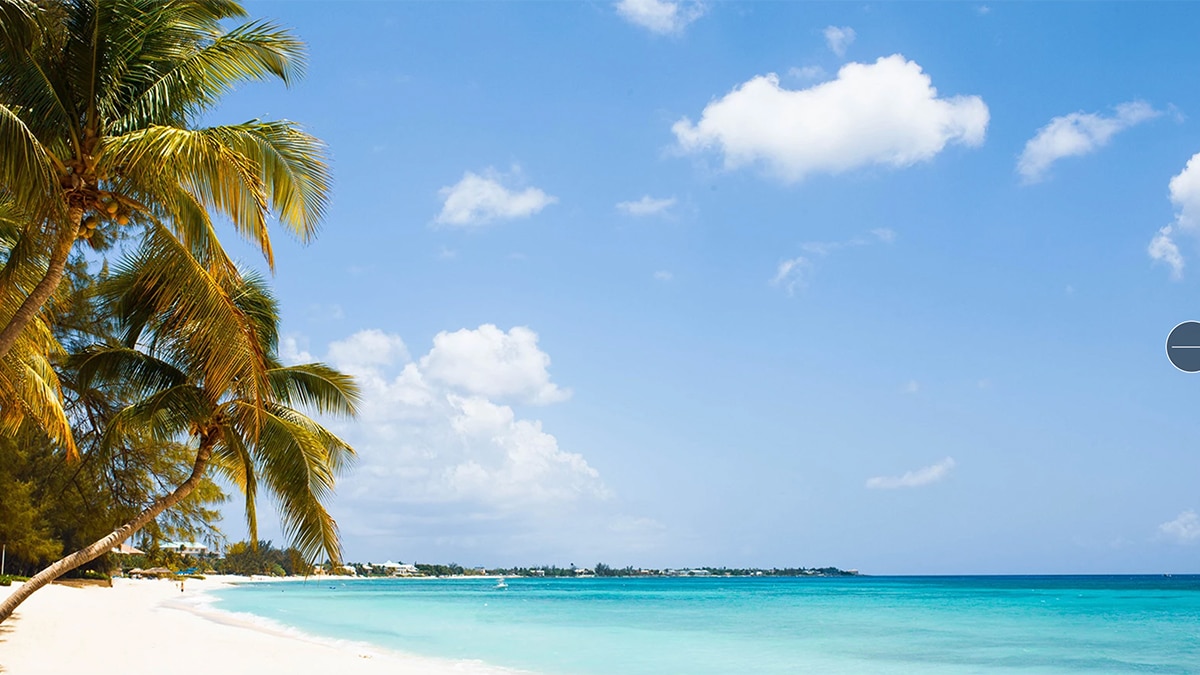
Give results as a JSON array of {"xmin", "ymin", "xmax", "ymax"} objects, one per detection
[{"xmin": 0, "ymin": 577, "xmax": 521, "ymax": 674}]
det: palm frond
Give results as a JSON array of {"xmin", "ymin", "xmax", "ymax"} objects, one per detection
[
  {"xmin": 210, "ymin": 430, "xmax": 258, "ymax": 544},
  {"xmin": 102, "ymin": 382, "xmax": 211, "ymax": 451},
  {"xmin": 0, "ymin": 0, "xmax": 39, "ymax": 54},
  {"xmin": 71, "ymin": 344, "xmax": 187, "ymax": 400},
  {"xmin": 268, "ymin": 363, "xmax": 360, "ymax": 418},
  {"xmin": 112, "ymin": 19, "xmax": 304, "ymax": 133},
  {"xmin": 0, "ymin": 102, "xmax": 61, "ymax": 219},
  {"xmin": 102, "ymin": 222, "xmax": 273, "ymax": 415},
  {"xmin": 229, "ymin": 399, "xmax": 343, "ymax": 563},
  {"xmin": 0, "ymin": 343, "xmax": 74, "ymax": 457}
]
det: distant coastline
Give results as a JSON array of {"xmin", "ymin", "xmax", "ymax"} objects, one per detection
[{"xmin": 324, "ymin": 562, "xmax": 861, "ymax": 579}]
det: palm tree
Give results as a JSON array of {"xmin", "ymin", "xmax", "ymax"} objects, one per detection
[
  {"xmin": 0, "ymin": 262, "xmax": 358, "ymax": 624},
  {"xmin": 0, "ymin": 0, "xmax": 329, "ymax": 425}
]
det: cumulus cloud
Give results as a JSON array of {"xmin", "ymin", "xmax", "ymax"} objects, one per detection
[
  {"xmin": 327, "ymin": 328, "xmax": 409, "ymax": 374},
  {"xmin": 823, "ymin": 26, "xmax": 855, "ymax": 57},
  {"xmin": 1017, "ymin": 101, "xmax": 1159, "ymax": 183},
  {"xmin": 1150, "ymin": 226, "xmax": 1184, "ymax": 279},
  {"xmin": 1158, "ymin": 510, "xmax": 1200, "ymax": 544},
  {"xmin": 673, "ymin": 55, "xmax": 988, "ymax": 183},
  {"xmin": 435, "ymin": 169, "xmax": 556, "ymax": 227},
  {"xmin": 1149, "ymin": 154, "xmax": 1200, "ymax": 279},
  {"xmin": 617, "ymin": 195, "xmax": 677, "ymax": 217},
  {"xmin": 615, "ymin": 0, "xmax": 705, "ymax": 35},
  {"xmin": 419, "ymin": 325, "xmax": 570, "ymax": 405},
  {"xmin": 866, "ymin": 457, "xmax": 956, "ymax": 489},
  {"xmin": 308, "ymin": 327, "xmax": 602, "ymax": 514}
]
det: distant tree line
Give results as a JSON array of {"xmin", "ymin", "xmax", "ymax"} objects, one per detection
[{"xmin": 384, "ymin": 562, "xmax": 859, "ymax": 578}]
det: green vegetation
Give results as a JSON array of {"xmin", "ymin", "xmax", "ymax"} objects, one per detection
[
  {"xmin": 217, "ymin": 541, "xmax": 313, "ymax": 577},
  {"xmin": 0, "ymin": 0, "xmax": 353, "ymax": 625}
]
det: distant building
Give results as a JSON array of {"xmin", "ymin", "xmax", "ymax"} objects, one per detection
[
  {"xmin": 575, "ymin": 568, "xmax": 595, "ymax": 577},
  {"xmin": 396, "ymin": 564, "xmax": 419, "ymax": 576},
  {"xmin": 111, "ymin": 543, "xmax": 145, "ymax": 555},
  {"xmin": 161, "ymin": 541, "xmax": 208, "ymax": 556},
  {"xmin": 528, "ymin": 569, "xmax": 546, "ymax": 577}
]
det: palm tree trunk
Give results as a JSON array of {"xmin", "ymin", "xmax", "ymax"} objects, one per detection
[
  {"xmin": 0, "ymin": 210, "xmax": 79, "ymax": 361},
  {"xmin": 0, "ymin": 435, "xmax": 215, "ymax": 625}
]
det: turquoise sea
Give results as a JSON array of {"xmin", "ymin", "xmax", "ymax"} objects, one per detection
[{"xmin": 209, "ymin": 576, "xmax": 1200, "ymax": 674}]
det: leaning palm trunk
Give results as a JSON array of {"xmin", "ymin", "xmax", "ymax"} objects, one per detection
[
  {"xmin": 0, "ymin": 214, "xmax": 78, "ymax": 362},
  {"xmin": 0, "ymin": 434, "xmax": 215, "ymax": 624}
]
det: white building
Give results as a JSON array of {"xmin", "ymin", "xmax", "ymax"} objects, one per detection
[{"xmin": 161, "ymin": 541, "xmax": 208, "ymax": 556}]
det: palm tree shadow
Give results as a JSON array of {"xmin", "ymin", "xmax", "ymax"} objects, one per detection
[{"xmin": 0, "ymin": 613, "xmax": 14, "ymax": 673}]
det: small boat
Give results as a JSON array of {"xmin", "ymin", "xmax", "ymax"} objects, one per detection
[{"xmin": 494, "ymin": 578, "xmax": 508, "ymax": 589}]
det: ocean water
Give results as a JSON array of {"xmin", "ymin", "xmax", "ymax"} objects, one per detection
[{"xmin": 209, "ymin": 576, "xmax": 1200, "ymax": 674}]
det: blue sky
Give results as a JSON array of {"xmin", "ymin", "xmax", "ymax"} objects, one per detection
[{"xmin": 211, "ymin": 1, "xmax": 1200, "ymax": 574}]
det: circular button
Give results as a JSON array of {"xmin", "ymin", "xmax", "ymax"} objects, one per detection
[{"xmin": 1166, "ymin": 321, "xmax": 1200, "ymax": 372}]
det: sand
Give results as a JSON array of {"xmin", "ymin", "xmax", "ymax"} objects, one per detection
[{"xmin": 0, "ymin": 577, "xmax": 512, "ymax": 674}]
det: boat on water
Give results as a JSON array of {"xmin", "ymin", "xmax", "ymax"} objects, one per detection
[{"xmin": 494, "ymin": 578, "xmax": 508, "ymax": 589}]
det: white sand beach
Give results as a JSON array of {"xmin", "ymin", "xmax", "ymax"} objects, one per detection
[{"xmin": 0, "ymin": 578, "xmax": 511, "ymax": 675}]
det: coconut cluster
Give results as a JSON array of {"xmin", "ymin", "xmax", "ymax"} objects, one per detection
[{"xmin": 79, "ymin": 194, "xmax": 130, "ymax": 240}]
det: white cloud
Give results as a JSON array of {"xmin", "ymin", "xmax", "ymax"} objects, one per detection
[
  {"xmin": 1149, "ymin": 153, "xmax": 1200, "ymax": 279},
  {"xmin": 823, "ymin": 26, "xmax": 855, "ymax": 57},
  {"xmin": 419, "ymin": 324, "xmax": 570, "ymax": 405},
  {"xmin": 775, "ymin": 228, "xmax": 896, "ymax": 293},
  {"xmin": 1158, "ymin": 510, "xmax": 1200, "ymax": 544},
  {"xmin": 273, "ymin": 328, "xmax": 610, "ymax": 560},
  {"xmin": 327, "ymin": 328, "xmax": 410, "ymax": 376},
  {"xmin": 617, "ymin": 195, "xmax": 677, "ymax": 217},
  {"xmin": 310, "ymin": 327, "xmax": 603, "ymax": 515},
  {"xmin": 653, "ymin": 270, "xmax": 674, "ymax": 281},
  {"xmin": 673, "ymin": 55, "xmax": 988, "ymax": 183},
  {"xmin": 866, "ymin": 457, "xmax": 955, "ymax": 489},
  {"xmin": 771, "ymin": 256, "xmax": 810, "ymax": 296},
  {"xmin": 788, "ymin": 65, "xmax": 826, "ymax": 81},
  {"xmin": 1149, "ymin": 226, "xmax": 1184, "ymax": 279},
  {"xmin": 872, "ymin": 227, "xmax": 897, "ymax": 243},
  {"xmin": 435, "ymin": 169, "xmax": 556, "ymax": 227},
  {"xmin": 800, "ymin": 227, "xmax": 897, "ymax": 256},
  {"xmin": 1017, "ymin": 101, "xmax": 1159, "ymax": 183},
  {"xmin": 615, "ymin": 0, "xmax": 705, "ymax": 35}
]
